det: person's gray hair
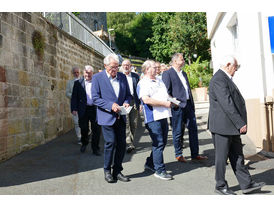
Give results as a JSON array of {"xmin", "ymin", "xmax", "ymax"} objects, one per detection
[
  {"xmin": 104, "ymin": 53, "xmax": 119, "ymax": 65},
  {"xmin": 84, "ymin": 65, "xmax": 94, "ymax": 72},
  {"xmin": 219, "ymin": 55, "xmax": 237, "ymax": 68},
  {"xmin": 71, "ymin": 67, "xmax": 80, "ymax": 73},
  {"xmin": 142, "ymin": 60, "xmax": 155, "ymax": 74},
  {"xmin": 171, "ymin": 53, "xmax": 184, "ymax": 64},
  {"xmin": 122, "ymin": 59, "xmax": 131, "ymax": 65}
]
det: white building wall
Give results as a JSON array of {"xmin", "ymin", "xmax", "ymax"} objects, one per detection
[
  {"xmin": 207, "ymin": 12, "xmax": 274, "ymax": 151},
  {"xmin": 207, "ymin": 12, "xmax": 274, "ymax": 102}
]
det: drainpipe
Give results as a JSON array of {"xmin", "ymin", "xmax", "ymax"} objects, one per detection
[{"xmin": 265, "ymin": 96, "xmax": 274, "ymax": 152}]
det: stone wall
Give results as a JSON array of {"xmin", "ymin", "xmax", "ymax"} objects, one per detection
[{"xmin": 0, "ymin": 12, "xmax": 104, "ymax": 162}]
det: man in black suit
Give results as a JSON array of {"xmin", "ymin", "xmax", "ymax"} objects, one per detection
[
  {"xmin": 208, "ymin": 55, "xmax": 265, "ymax": 195},
  {"xmin": 162, "ymin": 53, "xmax": 207, "ymax": 162},
  {"xmin": 71, "ymin": 65, "xmax": 101, "ymax": 155},
  {"xmin": 121, "ymin": 59, "xmax": 141, "ymax": 153}
]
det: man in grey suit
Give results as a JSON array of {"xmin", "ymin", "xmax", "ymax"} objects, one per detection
[
  {"xmin": 208, "ymin": 55, "xmax": 265, "ymax": 195},
  {"xmin": 66, "ymin": 67, "xmax": 81, "ymax": 144},
  {"xmin": 121, "ymin": 59, "xmax": 141, "ymax": 153}
]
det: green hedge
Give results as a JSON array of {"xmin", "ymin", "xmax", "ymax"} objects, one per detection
[{"xmin": 183, "ymin": 57, "xmax": 213, "ymax": 89}]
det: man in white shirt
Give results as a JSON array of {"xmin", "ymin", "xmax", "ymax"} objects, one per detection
[
  {"xmin": 66, "ymin": 67, "xmax": 81, "ymax": 144},
  {"xmin": 71, "ymin": 65, "xmax": 101, "ymax": 155},
  {"xmin": 121, "ymin": 59, "xmax": 141, "ymax": 153},
  {"xmin": 137, "ymin": 60, "xmax": 173, "ymax": 180}
]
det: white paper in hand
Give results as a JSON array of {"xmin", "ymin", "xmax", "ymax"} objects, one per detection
[
  {"xmin": 167, "ymin": 97, "xmax": 180, "ymax": 106},
  {"xmin": 119, "ymin": 106, "xmax": 133, "ymax": 115}
]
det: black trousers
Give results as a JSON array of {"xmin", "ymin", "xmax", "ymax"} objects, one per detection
[
  {"xmin": 212, "ymin": 133, "xmax": 254, "ymax": 190},
  {"xmin": 79, "ymin": 105, "xmax": 101, "ymax": 152}
]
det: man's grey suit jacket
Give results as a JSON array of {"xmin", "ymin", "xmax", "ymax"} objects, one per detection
[{"xmin": 208, "ymin": 69, "xmax": 247, "ymax": 136}]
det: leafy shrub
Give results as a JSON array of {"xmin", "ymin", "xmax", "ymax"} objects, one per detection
[{"xmin": 183, "ymin": 57, "xmax": 212, "ymax": 89}]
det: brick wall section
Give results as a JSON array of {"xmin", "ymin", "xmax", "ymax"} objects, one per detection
[{"xmin": 0, "ymin": 12, "xmax": 104, "ymax": 162}]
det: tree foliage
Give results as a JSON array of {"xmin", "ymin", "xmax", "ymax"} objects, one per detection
[
  {"xmin": 107, "ymin": 12, "xmax": 154, "ymax": 58},
  {"xmin": 147, "ymin": 12, "xmax": 175, "ymax": 63},
  {"xmin": 168, "ymin": 12, "xmax": 210, "ymax": 64},
  {"xmin": 107, "ymin": 12, "xmax": 210, "ymax": 63}
]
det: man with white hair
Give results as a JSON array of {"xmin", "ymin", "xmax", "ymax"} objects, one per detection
[
  {"xmin": 208, "ymin": 55, "xmax": 265, "ymax": 195},
  {"xmin": 121, "ymin": 59, "xmax": 141, "ymax": 153},
  {"xmin": 71, "ymin": 65, "xmax": 101, "ymax": 155},
  {"xmin": 92, "ymin": 54, "xmax": 132, "ymax": 183}
]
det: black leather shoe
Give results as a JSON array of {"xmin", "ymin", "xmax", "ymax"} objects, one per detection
[
  {"xmin": 242, "ymin": 182, "xmax": 265, "ymax": 194},
  {"xmin": 80, "ymin": 145, "xmax": 87, "ymax": 153},
  {"xmin": 104, "ymin": 172, "xmax": 115, "ymax": 183},
  {"xmin": 114, "ymin": 173, "xmax": 130, "ymax": 182},
  {"xmin": 93, "ymin": 150, "xmax": 101, "ymax": 156},
  {"xmin": 215, "ymin": 188, "xmax": 236, "ymax": 195}
]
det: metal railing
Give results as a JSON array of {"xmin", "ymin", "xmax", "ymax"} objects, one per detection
[{"xmin": 42, "ymin": 12, "xmax": 113, "ymax": 57}]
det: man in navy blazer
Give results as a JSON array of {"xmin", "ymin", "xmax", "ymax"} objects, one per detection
[
  {"xmin": 162, "ymin": 53, "xmax": 207, "ymax": 162},
  {"xmin": 121, "ymin": 59, "xmax": 141, "ymax": 153},
  {"xmin": 92, "ymin": 53, "xmax": 132, "ymax": 183},
  {"xmin": 71, "ymin": 65, "xmax": 101, "ymax": 155}
]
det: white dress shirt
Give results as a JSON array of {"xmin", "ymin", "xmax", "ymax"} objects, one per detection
[
  {"xmin": 173, "ymin": 68, "xmax": 190, "ymax": 100},
  {"xmin": 85, "ymin": 79, "xmax": 93, "ymax": 105},
  {"xmin": 106, "ymin": 70, "xmax": 120, "ymax": 98},
  {"xmin": 125, "ymin": 73, "xmax": 134, "ymax": 96}
]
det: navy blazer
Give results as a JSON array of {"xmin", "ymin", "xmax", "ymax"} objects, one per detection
[
  {"xmin": 208, "ymin": 69, "xmax": 247, "ymax": 135},
  {"xmin": 130, "ymin": 72, "xmax": 141, "ymax": 109},
  {"xmin": 71, "ymin": 77, "xmax": 93, "ymax": 118},
  {"xmin": 92, "ymin": 70, "xmax": 132, "ymax": 126},
  {"xmin": 162, "ymin": 67, "xmax": 194, "ymax": 109}
]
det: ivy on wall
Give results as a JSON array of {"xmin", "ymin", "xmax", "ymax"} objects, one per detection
[{"xmin": 32, "ymin": 30, "xmax": 45, "ymax": 60}]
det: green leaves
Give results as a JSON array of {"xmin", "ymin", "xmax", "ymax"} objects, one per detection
[
  {"xmin": 107, "ymin": 12, "xmax": 211, "ymax": 66},
  {"xmin": 184, "ymin": 57, "xmax": 212, "ymax": 89}
]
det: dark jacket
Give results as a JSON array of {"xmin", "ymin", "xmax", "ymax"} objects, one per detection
[
  {"xmin": 71, "ymin": 77, "xmax": 93, "ymax": 118},
  {"xmin": 162, "ymin": 67, "xmax": 194, "ymax": 109},
  {"xmin": 208, "ymin": 69, "xmax": 247, "ymax": 135},
  {"xmin": 130, "ymin": 72, "xmax": 141, "ymax": 109}
]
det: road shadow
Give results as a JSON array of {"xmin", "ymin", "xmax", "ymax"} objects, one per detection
[
  {"xmin": 229, "ymin": 168, "xmax": 274, "ymax": 194},
  {"xmin": 0, "ymin": 130, "xmax": 105, "ymax": 187}
]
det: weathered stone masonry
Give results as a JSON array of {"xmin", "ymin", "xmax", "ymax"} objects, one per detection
[{"xmin": 0, "ymin": 12, "xmax": 104, "ymax": 162}]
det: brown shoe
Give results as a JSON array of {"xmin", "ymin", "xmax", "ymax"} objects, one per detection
[
  {"xmin": 192, "ymin": 155, "xmax": 208, "ymax": 161},
  {"xmin": 176, "ymin": 156, "xmax": 187, "ymax": 163}
]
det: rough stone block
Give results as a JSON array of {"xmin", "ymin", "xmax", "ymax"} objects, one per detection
[
  {"xmin": 0, "ymin": 34, "xmax": 2, "ymax": 48},
  {"xmin": 8, "ymin": 119, "xmax": 23, "ymax": 135},
  {"xmin": 0, "ymin": 119, "xmax": 8, "ymax": 137},
  {"xmin": 0, "ymin": 107, "xmax": 8, "ymax": 119},
  {"xmin": 5, "ymin": 68, "xmax": 18, "ymax": 83},
  {"xmin": 0, "ymin": 95, "xmax": 7, "ymax": 107},
  {"xmin": 31, "ymin": 117, "xmax": 42, "ymax": 131},
  {"xmin": 0, "ymin": 13, "xmax": 12, "ymax": 24},
  {"xmin": 16, "ymin": 30, "xmax": 26, "ymax": 44},
  {"xmin": 18, "ymin": 71, "xmax": 29, "ymax": 86},
  {"xmin": 31, "ymin": 98, "xmax": 39, "ymax": 108},
  {"xmin": 22, "ymin": 13, "xmax": 32, "ymax": 23},
  {"xmin": 0, "ymin": 66, "xmax": 6, "ymax": 82}
]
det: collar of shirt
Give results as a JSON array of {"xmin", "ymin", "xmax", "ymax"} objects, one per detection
[
  {"xmin": 221, "ymin": 69, "xmax": 232, "ymax": 80},
  {"xmin": 84, "ymin": 79, "xmax": 92, "ymax": 83},
  {"xmin": 143, "ymin": 76, "xmax": 158, "ymax": 83},
  {"xmin": 106, "ymin": 70, "xmax": 117, "ymax": 80},
  {"xmin": 124, "ymin": 72, "xmax": 132, "ymax": 77},
  {"xmin": 172, "ymin": 67, "xmax": 182, "ymax": 75}
]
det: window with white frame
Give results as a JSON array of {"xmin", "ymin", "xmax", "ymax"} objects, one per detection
[{"xmin": 227, "ymin": 14, "xmax": 239, "ymax": 52}]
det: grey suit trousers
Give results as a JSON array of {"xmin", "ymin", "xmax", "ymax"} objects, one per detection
[{"xmin": 212, "ymin": 133, "xmax": 253, "ymax": 190}]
